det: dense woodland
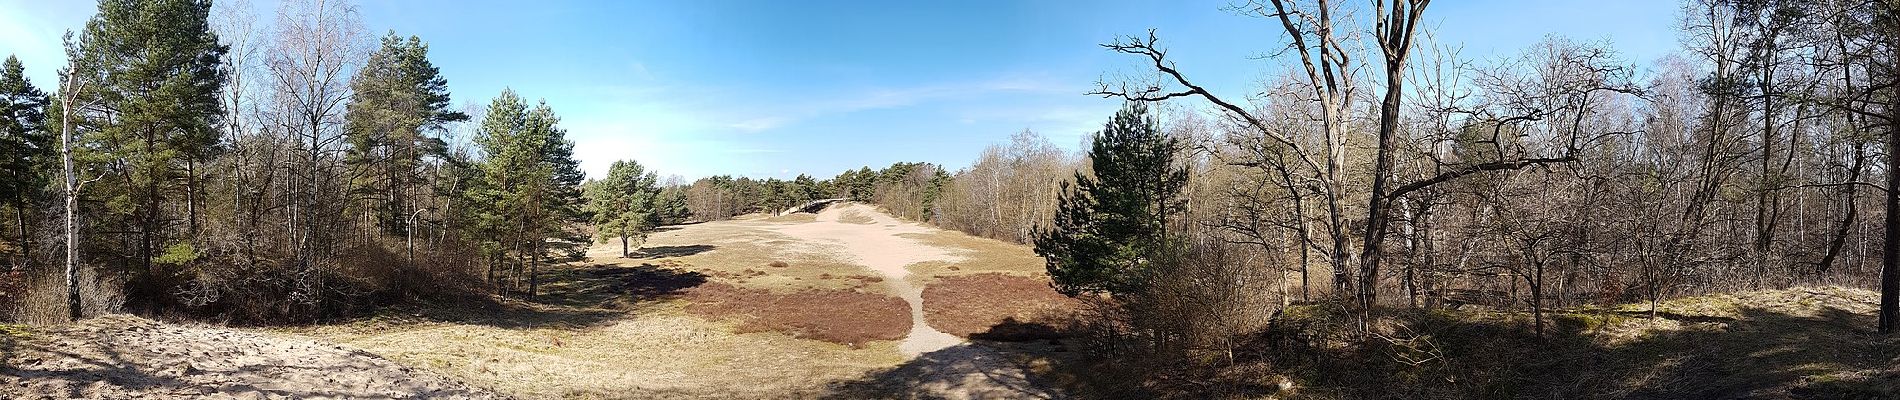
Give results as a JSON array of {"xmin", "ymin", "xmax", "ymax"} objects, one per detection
[{"xmin": 0, "ymin": 0, "xmax": 1897, "ymax": 394}]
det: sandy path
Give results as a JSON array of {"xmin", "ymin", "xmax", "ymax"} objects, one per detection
[
  {"xmin": 0, "ymin": 315, "xmax": 503, "ymax": 399},
  {"xmin": 762, "ymin": 202, "xmax": 965, "ymax": 355},
  {"xmin": 758, "ymin": 203, "xmax": 1065, "ymax": 399}
]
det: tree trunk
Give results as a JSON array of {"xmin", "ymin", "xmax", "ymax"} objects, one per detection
[
  {"xmin": 1819, "ymin": 144, "xmax": 1865, "ymax": 273},
  {"xmin": 61, "ymin": 76, "xmax": 82, "ymax": 322},
  {"xmin": 529, "ymin": 239, "xmax": 540, "ymax": 298},
  {"xmin": 187, "ymin": 158, "xmax": 199, "ymax": 236},
  {"xmin": 1360, "ymin": 65, "xmax": 1405, "ymax": 310},
  {"xmin": 1881, "ymin": 50, "xmax": 1900, "ymax": 333},
  {"xmin": 14, "ymin": 195, "xmax": 27, "ymax": 272}
]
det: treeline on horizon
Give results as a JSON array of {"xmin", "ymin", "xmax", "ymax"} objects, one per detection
[{"xmin": 674, "ymin": 132, "xmax": 1073, "ymax": 247}]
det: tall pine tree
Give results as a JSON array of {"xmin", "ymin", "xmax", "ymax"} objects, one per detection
[
  {"xmin": 69, "ymin": 0, "xmax": 228, "ymax": 303},
  {"xmin": 344, "ymin": 32, "xmax": 467, "ymax": 237},
  {"xmin": 1035, "ymin": 102, "xmax": 1187, "ymax": 296},
  {"xmin": 471, "ymin": 89, "xmax": 584, "ymax": 297},
  {"xmin": 0, "ymin": 55, "xmax": 50, "ymax": 270}
]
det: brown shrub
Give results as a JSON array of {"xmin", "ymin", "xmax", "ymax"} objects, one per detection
[
  {"xmin": 13, "ymin": 265, "xmax": 122, "ymax": 325},
  {"xmin": 683, "ymin": 283, "xmax": 908, "ymax": 346},
  {"xmin": 922, "ymin": 273, "xmax": 1081, "ymax": 340},
  {"xmin": 767, "ymin": 261, "xmax": 790, "ymax": 268}
]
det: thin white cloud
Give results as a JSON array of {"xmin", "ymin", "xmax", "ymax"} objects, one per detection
[
  {"xmin": 727, "ymin": 117, "xmax": 787, "ymax": 132},
  {"xmin": 726, "ymin": 73, "xmax": 1078, "ymax": 133}
]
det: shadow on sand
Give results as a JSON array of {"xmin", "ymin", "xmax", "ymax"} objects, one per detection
[{"xmin": 823, "ymin": 339, "xmax": 1084, "ymax": 399}]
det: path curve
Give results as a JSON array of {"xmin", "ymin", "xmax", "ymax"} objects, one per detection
[{"xmin": 762, "ymin": 202, "xmax": 964, "ymax": 355}]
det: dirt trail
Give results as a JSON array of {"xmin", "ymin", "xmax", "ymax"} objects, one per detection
[
  {"xmin": 0, "ymin": 315, "xmax": 503, "ymax": 399},
  {"xmin": 763, "ymin": 202, "xmax": 1064, "ymax": 399},
  {"xmin": 764, "ymin": 202, "xmax": 965, "ymax": 355}
]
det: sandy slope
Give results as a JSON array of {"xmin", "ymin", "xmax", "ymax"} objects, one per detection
[{"xmin": 0, "ymin": 315, "xmax": 503, "ymax": 399}]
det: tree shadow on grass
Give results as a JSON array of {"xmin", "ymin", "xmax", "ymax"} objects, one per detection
[
  {"xmin": 630, "ymin": 244, "xmax": 716, "ymax": 259},
  {"xmin": 394, "ymin": 262, "xmax": 707, "ymax": 330},
  {"xmin": 532, "ymin": 262, "xmax": 708, "ymax": 309}
]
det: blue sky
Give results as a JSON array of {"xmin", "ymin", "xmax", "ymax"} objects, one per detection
[{"xmin": 0, "ymin": 1, "xmax": 1680, "ymax": 180}]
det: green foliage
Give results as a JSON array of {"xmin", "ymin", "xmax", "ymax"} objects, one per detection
[
  {"xmin": 152, "ymin": 243, "xmax": 198, "ymax": 266},
  {"xmin": 69, "ymin": 0, "xmax": 228, "ymax": 278},
  {"xmin": 585, "ymin": 159, "xmax": 661, "ymax": 249},
  {"xmin": 468, "ymin": 89, "xmax": 586, "ymax": 293},
  {"xmin": 344, "ymin": 31, "xmax": 469, "ymax": 236},
  {"xmin": 831, "ymin": 167, "xmax": 877, "ymax": 200},
  {"xmin": 0, "ymin": 55, "xmax": 50, "ymax": 207},
  {"xmin": 651, "ymin": 186, "xmax": 691, "ymax": 225},
  {"xmin": 1034, "ymin": 102, "xmax": 1188, "ymax": 296}
]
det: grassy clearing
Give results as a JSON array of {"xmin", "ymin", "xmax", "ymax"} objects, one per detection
[
  {"xmin": 899, "ymin": 230, "xmax": 1049, "ymax": 286},
  {"xmin": 269, "ymin": 213, "xmax": 1087, "ymax": 398},
  {"xmin": 630, "ymin": 221, "xmax": 893, "ymax": 293},
  {"xmin": 276, "ymin": 217, "xmax": 942, "ymax": 398},
  {"xmin": 282, "ymin": 256, "xmax": 913, "ymax": 398},
  {"xmin": 286, "ymin": 301, "xmax": 906, "ymax": 398}
]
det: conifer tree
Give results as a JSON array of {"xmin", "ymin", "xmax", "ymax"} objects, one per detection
[
  {"xmin": 0, "ymin": 55, "xmax": 50, "ymax": 269},
  {"xmin": 586, "ymin": 159, "xmax": 661, "ymax": 258},
  {"xmin": 69, "ymin": 0, "xmax": 228, "ymax": 298},
  {"xmin": 471, "ymin": 89, "xmax": 583, "ymax": 297},
  {"xmin": 1035, "ymin": 102, "xmax": 1187, "ymax": 296},
  {"xmin": 344, "ymin": 32, "xmax": 467, "ymax": 237}
]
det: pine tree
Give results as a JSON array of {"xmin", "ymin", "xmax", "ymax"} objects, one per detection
[
  {"xmin": 69, "ymin": 0, "xmax": 228, "ymax": 300},
  {"xmin": 1034, "ymin": 102, "xmax": 1187, "ymax": 296},
  {"xmin": 472, "ymin": 89, "xmax": 584, "ymax": 297},
  {"xmin": 0, "ymin": 55, "xmax": 50, "ymax": 270},
  {"xmin": 586, "ymin": 159, "xmax": 661, "ymax": 258},
  {"xmin": 652, "ymin": 186, "xmax": 691, "ymax": 224},
  {"xmin": 344, "ymin": 31, "xmax": 467, "ymax": 237}
]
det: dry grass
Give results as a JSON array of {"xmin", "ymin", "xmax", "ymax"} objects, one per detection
[
  {"xmin": 835, "ymin": 209, "xmax": 876, "ymax": 224},
  {"xmin": 683, "ymin": 282, "xmax": 910, "ymax": 346},
  {"xmin": 921, "ymin": 273, "xmax": 1080, "ymax": 340},
  {"xmin": 622, "ymin": 221, "xmax": 884, "ymax": 293},
  {"xmin": 285, "ymin": 302, "xmax": 907, "ymax": 399},
  {"xmin": 898, "ymin": 230, "xmax": 1049, "ymax": 286},
  {"xmin": 761, "ymin": 213, "xmax": 817, "ymax": 223},
  {"xmin": 10, "ymin": 267, "xmax": 121, "ymax": 325},
  {"xmin": 262, "ymin": 214, "xmax": 1083, "ymax": 398}
]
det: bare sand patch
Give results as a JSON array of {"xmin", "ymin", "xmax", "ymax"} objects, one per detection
[{"xmin": 0, "ymin": 315, "xmax": 501, "ymax": 399}]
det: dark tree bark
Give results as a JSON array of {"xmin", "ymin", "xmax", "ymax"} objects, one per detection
[{"xmin": 1360, "ymin": 0, "xmax": 1431, "ymax": 310}]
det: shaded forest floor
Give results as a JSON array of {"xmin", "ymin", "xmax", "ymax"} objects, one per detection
[{"xmin": 1176, "ymin": 286, "xmax": 1900, "ymax": 399}]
